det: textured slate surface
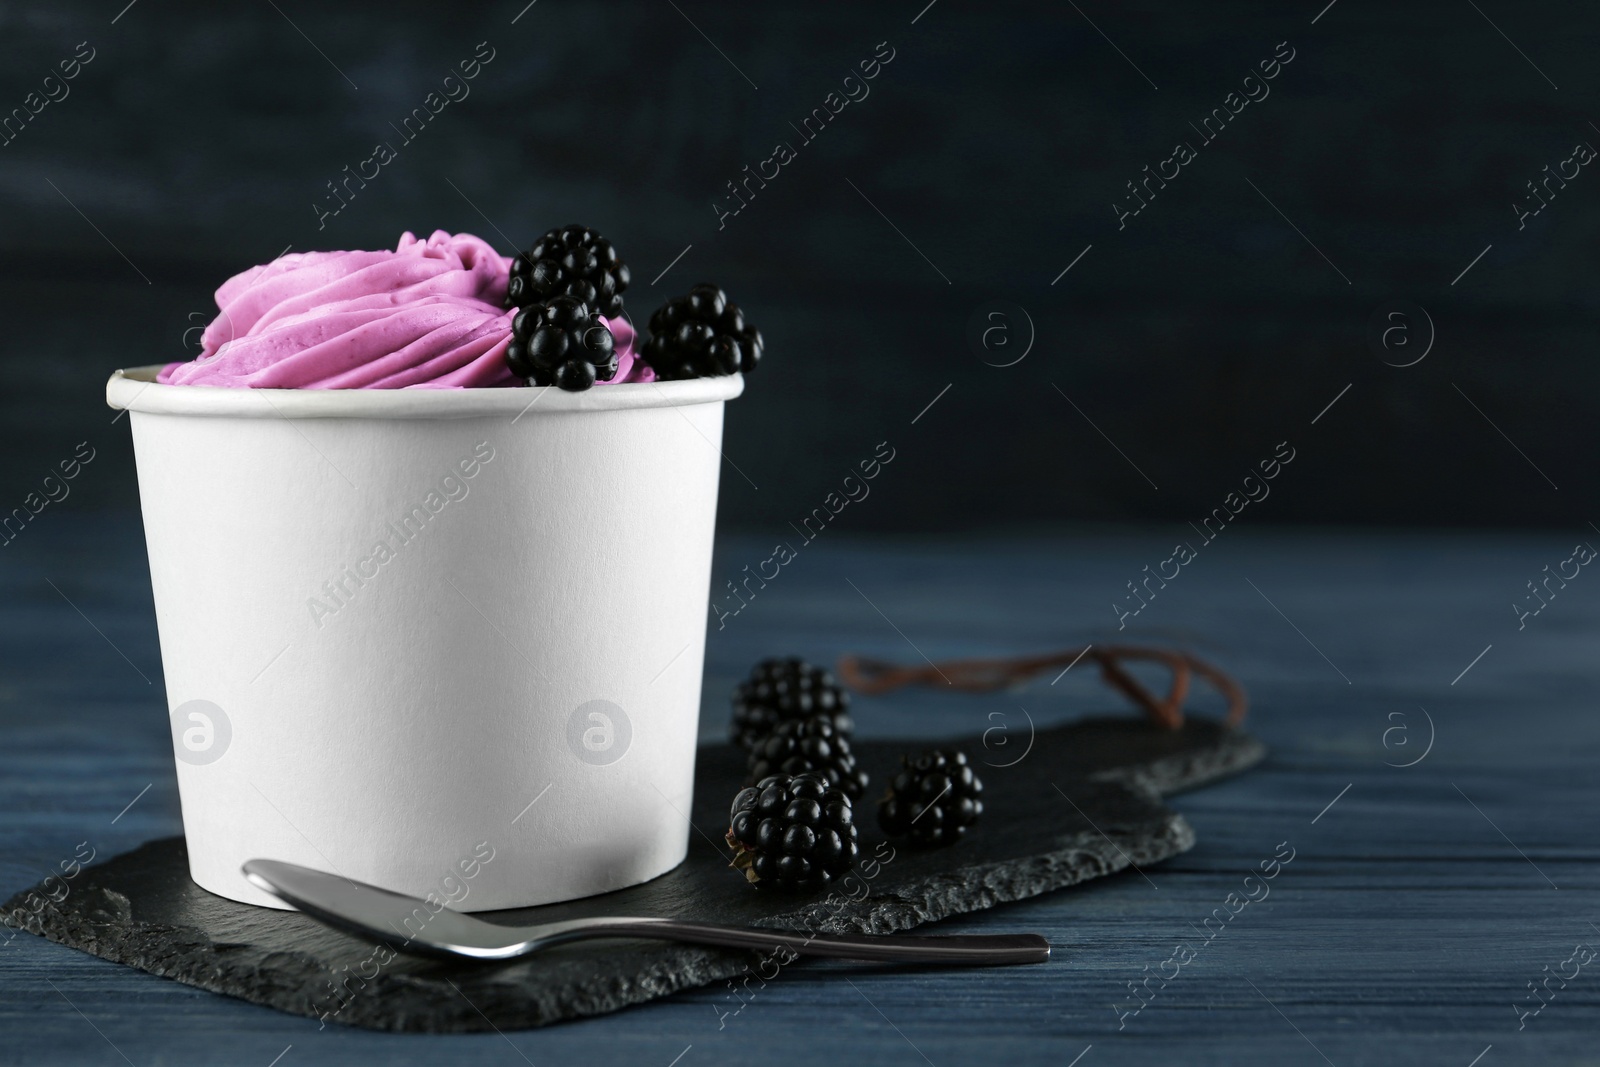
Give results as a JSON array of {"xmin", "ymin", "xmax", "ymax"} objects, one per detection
[{"xmin": 2, "ymin": 717, "xmax": 1262, "ymax": 1032}]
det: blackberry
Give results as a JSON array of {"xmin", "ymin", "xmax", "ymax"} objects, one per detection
[
  {"xmin": 505, "ymin": 224, "xmax": 630, "ymax": 319},
  {"xmin": 641, "ymin": 284, "xmax": 763, "ymax": 380},
  {"xmin": 877, "ymin": 749, "xmax": 984, "ymax": 848},
  {"xmin": 747, "ymin": 717, "xmax": 868, "ymax": 799},
  {"xmin": 726, "ymin": 772, "xmax": 859, "ymax": 891},
  {"xmin": 730, "ymin": 657, "xmax": 853, "ymax": 750},
  {"xmin": 505, "ymin": 295, "xmax": 617, "ymax": 391}
]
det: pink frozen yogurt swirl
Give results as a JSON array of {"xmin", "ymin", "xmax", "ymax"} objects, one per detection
[{"xmin": 159, "ymin": 230, "xmax": 649, "ymax": 389}]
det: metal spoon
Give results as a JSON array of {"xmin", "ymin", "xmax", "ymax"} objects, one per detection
[{"xmin": 243, "ymin": 859, "xmax": 1050, "ymax": 966}]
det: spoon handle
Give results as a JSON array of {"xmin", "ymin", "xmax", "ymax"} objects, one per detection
[{"xmin": 574, "ymin": 918, "xmax": 1051, "ymax": 965}]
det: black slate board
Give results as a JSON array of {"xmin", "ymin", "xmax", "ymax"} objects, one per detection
[{"xmin": 3, "ymin": 716, "xmax": 1263, "ymax": 1032}]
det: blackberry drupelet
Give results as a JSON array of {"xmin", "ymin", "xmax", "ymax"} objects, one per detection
[
  {"xmin": 640, "ymin": 284, "xmax": 763, "ymax": 380},
  {"xmin": 505, "ymin": 295, "xmax": 617, "ymax": 391},
  {"xmin": 505, "ymin": 224, "xmax": 630, "ymax": 319},
  {"xmin": 746, "ymin": 717, "xmax": 869, "ymax": 799},
  {"xmin": 877, "ymin": 749, "xmax": 984, "ymax": 847},
  {"xmin": 726, "ymin": 772, "xmax": 859, "ymax": 891},
  {"xmin": 730, "ymin": 656, "xmax": 853, "ymax": 750}
]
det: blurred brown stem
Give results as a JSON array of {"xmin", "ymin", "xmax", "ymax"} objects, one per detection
[{"xmin": 836, "ymin": 645, "xmax": 1248, "ymax": 730}]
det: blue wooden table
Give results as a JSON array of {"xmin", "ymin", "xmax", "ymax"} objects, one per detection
[{"xmin": 3, "ymin": 515, "xmax": 1595, "ymax": 1066}]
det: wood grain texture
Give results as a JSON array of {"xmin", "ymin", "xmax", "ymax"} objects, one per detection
[{"xmin": 2, "ymin": 518, "xmax": 1597, "ymax": 1065}]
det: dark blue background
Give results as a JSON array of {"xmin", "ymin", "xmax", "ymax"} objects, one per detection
[{"xmin": 3, "ymin": 0, "xmax": 1594, "ymax": 532}]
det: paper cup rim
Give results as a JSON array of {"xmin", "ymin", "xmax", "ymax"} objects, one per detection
[{"xmin": 105, "ymin": 365, "xmax": 745, "ymax": 420}]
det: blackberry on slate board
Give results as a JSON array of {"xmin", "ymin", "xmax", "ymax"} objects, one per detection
[
  {"xmin": 641, "ymin": 284, "xmax": 762, "ymax": 380},
  {"xmin": 746, "ymin": 717, "xmax": 869, "ymax": 799},
  {"xmin": 505, "ymin": 224, "xmax": 630, "ymax": 319},
  {"xmin": 877, "ymin": 749, "xmax": 984, "ymax": 847},
  {"xmin": 726, "ymin": 772, "xmax": 859, "ymax": 891},
  {"xmin": 505, "ymin": 296, "xmax": 617, "ymax": 391},
  {"xmin": 730, "ymin": 657, "xmax": 853, "ymax": 750}
]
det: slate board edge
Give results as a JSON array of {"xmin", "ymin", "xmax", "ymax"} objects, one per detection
[
  {"xmin": 1091, "ymin": 727, "xmax": 1269, "ymax": 800},
  {"xmin": 3, "ymin": 813, "xmax": 1194, "ymax": 1033}
]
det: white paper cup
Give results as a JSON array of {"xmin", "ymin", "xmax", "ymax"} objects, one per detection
[{"xmin": 107, "ymin": 366, "xmax": 742, "ymax": 910}]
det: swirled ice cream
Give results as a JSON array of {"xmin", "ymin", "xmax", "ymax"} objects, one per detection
[{"xmin": 159, "ymin": 230, "xmax": 649, "ymax": 389}]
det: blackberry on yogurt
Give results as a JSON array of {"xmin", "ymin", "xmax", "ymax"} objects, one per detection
[
  {"xmin": 641, "ymin": 284, "xmax": 762, "ymax": 380},
  {"xmin": 506, "ymin": 224, "xmax": 630, "ymax": 319},
  {"xmin": 505, "ymin": 295, "xmax": 617, "ymax": 391}
]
